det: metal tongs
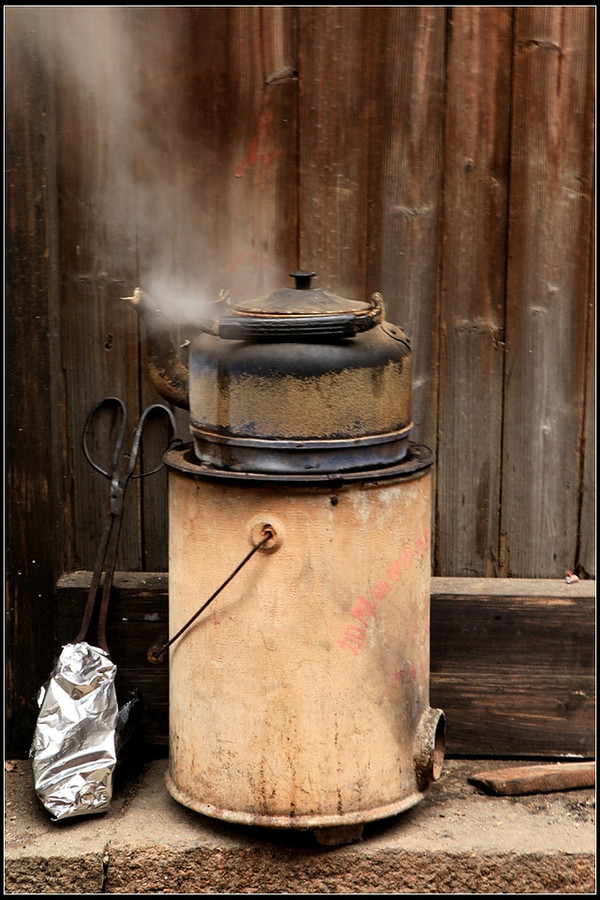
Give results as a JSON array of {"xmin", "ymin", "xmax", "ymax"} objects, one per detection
[
  {"xmin": 30, "ymin": 397, "xmax": 177, "ymax": 821},
  {"xmin": 77, "ymin": 397, "xmax": 177, "ymax": 654}
]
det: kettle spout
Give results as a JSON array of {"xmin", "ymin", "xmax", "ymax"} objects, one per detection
[{"xmin": 121, "ymin": 287, "xmax": 189, "ymax": 410}]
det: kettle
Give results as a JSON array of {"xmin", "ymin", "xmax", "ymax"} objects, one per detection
[{"xmin": 126, "ymin": 272, "xmax": 413, "ymax": 474}]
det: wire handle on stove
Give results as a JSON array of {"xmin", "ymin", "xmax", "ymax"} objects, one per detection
[{"xmin": 147, "ymin": 527, "xmax": 273, "ymax": 664}]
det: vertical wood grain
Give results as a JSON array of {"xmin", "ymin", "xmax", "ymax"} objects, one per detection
[
  {"xmin": 127, "ymin": 7, "xmax": 298, "ymax": 567},
  {"xmin": 364, "ymin": 7, "xmax": 446, "ymax": 450},
  {"xmin": 51, "ymin": 8, "xmax": 141, "ymax": 571},
  {"xmin": 436, "ymin": 7, "xmax": 513, "ymax": 576},
  {"xmin": 297, "ymin": 6, "xmax": 371, "ymax": 298},
  {"xmin": 501, "ymin": 7, "xmax": 595, "ymax": 576},
  {"xmin": 5, "ymin": 8, "xmax": 63, "ymax": 753},
  {"xmin": 578, "ymin": 237, "xmax": 595, "ymax": 578},
  {"xmin": 129, "ymin": 6, "xmax": 296, "ymax": 308}
]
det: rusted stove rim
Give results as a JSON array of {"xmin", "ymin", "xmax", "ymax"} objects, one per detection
[{"xmin": 164, "ymin": 441, "xmax": 434, "ymax": 485}]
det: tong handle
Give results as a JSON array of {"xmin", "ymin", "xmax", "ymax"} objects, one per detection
[
  {"xmin": 76, "ymin": 398, "xmax": 178, "ymax": 654},
  {"xmin": 82, "ymin": 397, "xmax": 177, "ymax": 480}
]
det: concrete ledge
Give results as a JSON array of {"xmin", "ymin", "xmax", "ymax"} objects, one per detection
[{"xmin": 5, "ymin": 757, "xmax": 595, "ymax": 894}]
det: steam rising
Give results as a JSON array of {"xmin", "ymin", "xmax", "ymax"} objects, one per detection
[{"xmin": 7, "ymin": 6, "xmax": 277, "ymax": 325}]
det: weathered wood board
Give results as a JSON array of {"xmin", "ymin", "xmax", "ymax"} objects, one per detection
[
  {"xmin": 429, "ymin": 578, "xmax": 595, "ymax": 758},
  {"xmin": 5, "ymin": 9, "xmax": 64, "ymax": 754},
  {"xmin": 54, "ymin": 575, "xmax": 595, "ymax": 759},
  {"xmin": 501, "ymin": 7, "xmax": 595, "ymax": 578},
  {"xmin": 436, "ymin": 7, "xmax": 512, "ymax": 578}
]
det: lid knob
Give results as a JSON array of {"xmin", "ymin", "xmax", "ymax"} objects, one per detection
[{"xmin": 291, "ymin": 270, "xmax": 316, "ymax": 290}]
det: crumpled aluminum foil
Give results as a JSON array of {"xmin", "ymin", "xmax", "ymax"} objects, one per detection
[{"xmin": 30, "ymin": 641, "xmax": 119, "ymax": 822}]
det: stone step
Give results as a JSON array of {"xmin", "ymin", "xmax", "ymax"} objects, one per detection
[{"xmin": 5, "ymin": 757, "xmax": 595, "ymax": 894}]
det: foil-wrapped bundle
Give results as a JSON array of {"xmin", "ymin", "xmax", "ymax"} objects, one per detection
[
  {"xmin": 29, "ymin": 398, "xmax": 174, "ymax": 822},
  {"xmin": 30, "ymin": 641, "xmax": 119, "ymax": 821}
]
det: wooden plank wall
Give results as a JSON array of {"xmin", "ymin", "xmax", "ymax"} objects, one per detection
[
  {"xmin": 502, "ymin": 9, "xmax": 595, "ymax": 578},
  {"xmin": 5, "ymin": 7, "xmax": 595, "ymax": 757},
  {"xmin": 5, "ymin": 12, "xmax": 64, "ymax": 751},
  {"xmin": 437, "ymin": 8, "xmax": 512, "ymax": 578}
]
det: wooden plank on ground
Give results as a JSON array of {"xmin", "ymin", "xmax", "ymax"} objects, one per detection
[
  {"xmin": 501, "ymin": 7, "xmax": 595, "ymax": 577},
  {"xmin": 55, "ymin": 574, "xmax": 595, "ymax": 756},
  {"xmin": 436, "ymin": 7, "xmax": 512, "ymax": 577},
  {"xmin": 467, "ymin": 761, "xmax": 596, "ymax": 795}
]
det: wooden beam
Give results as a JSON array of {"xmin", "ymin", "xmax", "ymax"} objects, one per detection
[
  {"xmin": 55, "ymin": 575, "xmax": 595, "ymax": 757},
  {"xmin": 429, "ymin": 577, "xmax": 594, "ymax": 758}
]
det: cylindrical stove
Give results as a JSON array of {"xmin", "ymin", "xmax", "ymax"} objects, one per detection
[{"xmin": 132, "ymin": 272, "xmax": 445, "ymax": 843}]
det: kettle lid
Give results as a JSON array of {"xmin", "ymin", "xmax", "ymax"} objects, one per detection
[{"xmin": 232, "ymin": 272, "xmax": 377, "ymax": 319}]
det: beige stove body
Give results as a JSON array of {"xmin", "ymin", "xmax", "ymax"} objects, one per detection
[{"xmin": 165, "ymin": 451, "xmax": 444, "ymax": 836}]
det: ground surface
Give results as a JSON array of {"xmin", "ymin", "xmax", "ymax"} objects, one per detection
[{"xmin": 4, "ymin": 755, "xmax": 596, "ymax": 894}]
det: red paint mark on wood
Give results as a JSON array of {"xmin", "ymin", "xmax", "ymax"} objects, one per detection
[
  {"xmin": 234, "ymin": 109, "xmax": 282, "ymax": 178},
  {"xmin": 234, "ymin": 134, "xmax": 258, "ymax": 178}
]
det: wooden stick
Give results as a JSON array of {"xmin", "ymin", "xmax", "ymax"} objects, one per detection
[{"xmin": 468, "ymin": 761, "xmax": 595, "ymax": 795}]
